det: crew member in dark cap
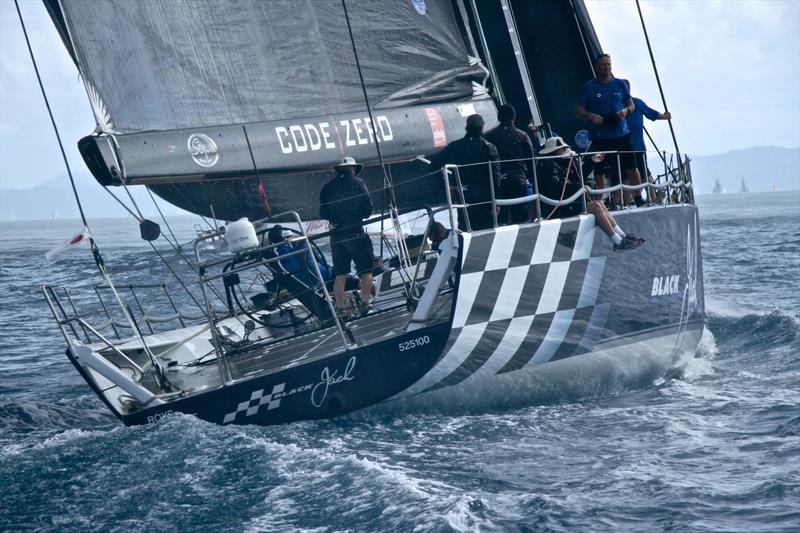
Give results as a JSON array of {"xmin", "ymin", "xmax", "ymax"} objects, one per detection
[
  {"xmin": 485, "ymin": 104, "xmax": 535, "ymax": 224},
  {"xmin": 429, "ymin": 114, "xmax": 501, "ymax": 231},
  {"xmin": 319, "ymin": 156, "xmax": 374, "ymax": 316}
]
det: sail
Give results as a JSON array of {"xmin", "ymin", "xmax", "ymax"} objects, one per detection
[
  {"xmin": 46, "ymin": 0, "xmax": 484, "ymax": 135},
  {"xmin": 43, "ymin": 0, "xmax": 604, "ymax": 221},
  {"xmin": 43, "ymin": 0, "xmax": 493, "ymax": 219}
]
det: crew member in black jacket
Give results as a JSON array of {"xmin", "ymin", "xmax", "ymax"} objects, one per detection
[
  {"xmin": 485, "ymin": 104, "xmax": 534, "ymax": 224},
  {"xmin": 429, "ymin": 114, "xmax": 501, "ymax": 231},
  {"xmin": 319, "ymin": 157, "xmax": 374, "ymax": 315}
]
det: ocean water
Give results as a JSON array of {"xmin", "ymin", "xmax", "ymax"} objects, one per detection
[{"xmin": 1, "ymin": 192, "xmax": 798, "ymax": 532}]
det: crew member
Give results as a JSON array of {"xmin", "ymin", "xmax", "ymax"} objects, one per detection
[
  {"xmin": 623, "ymin": 79, "xmax": 672, "ymax": 203},
  {"xmin": 319, "ymin": 157, "xmax": 375, "ymax": 316},
  {"xmin": 537, "ymin": 136, "xmax": 644, "ymax": 251},
  {"xmin": 485, "ymin": 104, "xmax": 534, "ymax": 224},
  {"xmin": 429, "ymin": 114, "xmax": 501, "ymax": 231},
  {"xmin": 575, "ymin": 54, "xmax": 644, "ymax": 208}
]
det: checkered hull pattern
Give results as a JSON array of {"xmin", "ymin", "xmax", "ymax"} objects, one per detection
[{"xmin": 394, "ymin": 215, "xmax": 607, "ymax": 399}]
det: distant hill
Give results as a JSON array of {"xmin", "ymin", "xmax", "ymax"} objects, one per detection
[
  {"xmin": 686, "ymin": 146, "xmax": 799, "ymax": 195},
  {"xmin": 0, "ymin": 172, "xmax": 190, "ymax": 221}
]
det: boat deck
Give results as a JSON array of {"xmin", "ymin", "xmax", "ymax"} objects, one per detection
[{"xmin": 97, "ymin": 294, "xmax": 451, "ymax": 400}]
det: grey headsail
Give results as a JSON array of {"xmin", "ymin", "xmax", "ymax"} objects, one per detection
[{"xmin": 44, "ymin": 0, "xmax": 493, "ymax": 220}]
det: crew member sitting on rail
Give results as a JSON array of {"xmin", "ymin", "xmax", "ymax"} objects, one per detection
[{"xmin": 536, "ymin": 136, "xmax": 644, "ymax": 252}]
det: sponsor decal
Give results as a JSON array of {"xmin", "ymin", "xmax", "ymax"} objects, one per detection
[
  {"xmin": 424, "ymin": 107, "xmax": 447, "ymax": 148},
  {"xmin": 575, "ymin": 129, "xmax": 590, "ymax": 149},
  {"xmin": 222, "ymin": 356, "xmax": 358, "ymax": 423},
  {"xmin": 275, "ymin": 116, "xmax": 393, "ymax": 154},
  {"xmin": 146, "ymin": 410, "xmax": 174, "ymax": 424},
  {"xmin": 652, "ymin": 274, "xmax": 681, "ymax": 296},
  {"xmin": 412, "ymin": 0, "xmax": 426, "ymax": 15},
  {"xmin": 188, "ymin": 133, "xmax": 219, "ymax": 168},
  {"xmin": 311, "ymin": 356, "xmax": 356, "ymax": 408},
  {"xmin": 456, "ymin": 102, "xmax": 476, "ymax": 117}
]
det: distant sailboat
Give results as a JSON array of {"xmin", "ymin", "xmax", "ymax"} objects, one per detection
[
  {"xmin": 740, "ymin": 176, "xmax": 749, "ymax": 193},
  {"xmin": 9, "ymin": 209, "xmax": 17, "ymax": 221},
  {"xmin": 712, "ymin": 178, "xmax": 723, "ymax": 195},
  {"xmin": 772, "ymin": 184, "xmax": 779, "ymax": 193}
]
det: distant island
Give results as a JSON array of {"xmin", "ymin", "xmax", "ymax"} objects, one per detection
[
  {"xmin": 0, "ymin": 172, "xmax": 190, "ymax": 221},
  {"xmin": 1, "ymin": 146, "xmax": 798, "ymax": 221},
  {"xmin": 686, "ymin": 146, "xmax": 799, "ymax": 195}
]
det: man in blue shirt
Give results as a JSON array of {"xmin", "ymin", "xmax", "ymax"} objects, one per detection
[
  {"xmin": 267, "ymin": 225, "xmax": 334, "ymax": 288},
  {"xmin": 575, "ymin": 54, "xmax": 643, "ymax": 207},
  {"xmin": 622, "ymin": 79, "xmax": 671, "ymax": 202}
]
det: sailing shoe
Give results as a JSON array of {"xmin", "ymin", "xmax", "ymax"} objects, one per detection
[
  {"xmin": 613, "ymin": 236, "xmax": 643, "ymax": 252},
  {"xmin": 626, "ymin": 233, "xmax": 647, "ymax": 244},
  {"xmin": 358, "ymin": 302, "xmax": 373, "ymax": 317}
]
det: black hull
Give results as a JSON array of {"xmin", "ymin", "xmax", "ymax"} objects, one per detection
[{"xmin": 69, "ymin": 204, "xmax": 704, "ymax": 426}]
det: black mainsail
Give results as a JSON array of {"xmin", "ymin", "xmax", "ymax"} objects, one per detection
[{"xmin": 44, "ymin": 0, "xmax": 493, "ymax": 220}]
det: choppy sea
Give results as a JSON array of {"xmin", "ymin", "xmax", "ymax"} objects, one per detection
[{"xmin": 1, "ymin": 192, "xmax": 798, "ymax": 532}]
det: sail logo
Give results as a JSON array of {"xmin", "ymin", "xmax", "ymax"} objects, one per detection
[
  {"xmin": 412, "ymin": 0, "xmax": 426, "ymax": 15},
  {"xmin": 275, "ymin": 116, "xmax": 393, "ymax": 155},
  {"xmin": 652, "ymin": 274, "xmax": 681, "ymax": 296},
  {"xmin": 425, "ymin": 107, "xmax": 447, "ymax": 148},
  {"xmin": 188, "ymin": 133, "xmax": 219, "ymax": 168}
]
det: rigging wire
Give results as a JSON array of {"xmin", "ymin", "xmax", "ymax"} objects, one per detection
[
  {"xmin": 340, "ymin": 0, "xmax": 413, "ymax": 273},
  {"xmin": 17, "ymin": 0, "xmax": 222, "ymax": 322},
  {"xmin": 17, "ymin": 0, "xmax": 176, "ymax": 389},
  {"xmin": 634, "ymin": 0, "xmax": 682, "ymax": 169},
  {"xmin": 14, "ymin": 0, "xmax": 88, "ymax": 230}
]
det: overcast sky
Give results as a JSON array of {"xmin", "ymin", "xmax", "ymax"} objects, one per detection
[{"xmin": 1, "ymin": 0, "xmax": 798, "ymax": 190}]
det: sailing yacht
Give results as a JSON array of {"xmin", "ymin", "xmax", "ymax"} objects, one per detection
[{"xmin": 35, "ymin": 0, "xmax": 704, "ymax": 426}]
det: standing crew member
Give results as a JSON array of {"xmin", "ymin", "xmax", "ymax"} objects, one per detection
[
  {"xmin": 622, "ymin": 79, "xmax": 672, "ymax": 203},
  {"xmin": 319, "ymin": 157, "xmax": 375, "ymax": 316},
  {"xmin": 575, "ymin": 54, "xmax": 644, "ymax": 207},
  {"xmin": 485, "ymin": 104, "xmax": 535, "ymax": 224},
  {"xmin": 429, "ymin": 114, "xmax": 501, "ymax": 231}
]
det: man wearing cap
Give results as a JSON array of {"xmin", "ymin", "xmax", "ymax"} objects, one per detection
[
  {"xmin": 429, "ymin": 114, "xmax": 501, "ymax": 231},
  {"xmin": 319, "ymin": 157, "xmax": 375, "ymax": 316},
  {"xmin": 267, "ymin": 225, "xmax": 334, "ymax": 288},
  {"xmin": 575, "ymin": 53, "xmax": 643, "ymax": 207},
  {"xmin": 485, "ymin": 104, "xmax": 534, "ymax": 224},
  {"xmin": 537, "ymin": 136, "xmax": 643, "ymax": 251}
]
